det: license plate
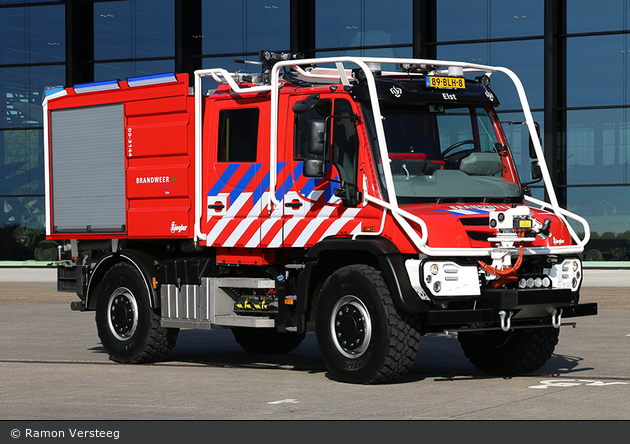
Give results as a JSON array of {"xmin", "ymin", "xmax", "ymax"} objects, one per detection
[{"xmin": 426, "ymin": 76, "xmax": 465, "ymax": 89}]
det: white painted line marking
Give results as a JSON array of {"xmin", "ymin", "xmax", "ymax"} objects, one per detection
[
  {"xmin": 529, "ymin": 379, "xmax": 629, "ymax": 389},
  {"xmin": 267, "ymin": 399, "xmax": 301, "ymax": 405}
]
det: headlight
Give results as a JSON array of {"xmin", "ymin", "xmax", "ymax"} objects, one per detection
[
  {"xmin": 547, "ymin": 258, "xmax": 582, "ymax": 292},
  {"xmin": 422, "ymin": 261, "xmax": 480, "ymax": 297}
]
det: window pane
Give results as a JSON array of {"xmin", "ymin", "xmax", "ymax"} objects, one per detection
[
  {"xmin": 489, "ymin": 40, "xmax": 544, "ymax": 110},
  {"xmin": 0, "ymin": 195, "xmax": 47, "ymax": 261},
  {"xmin": 246, "ymin": 1, "xmax": 289, "ymax": 53},
  {"xmin": 1, "ymin": 65, "xmax": 65, "ymax": 129},
  {"xmin": 568, "ymin": 186, "xmax": 630, "ymax": 261},
  {"xmin": 490, "ymin": 0, "xmax": 543, "ymax": 38},
  {"xmin": 0, "ymin": 5, "xmax": 65, "ymax": 64},
  {"xmin": 134, "ymin": 0, "xmax": 174, "ymax": 58},
  {"xmin": 94, "ymin": 60, "xmax": 174, "ymax": 82},
  {"xmin": 94, "ymin": 1, "xmax": 133, "ymax": 60},
  {"xmin": 94, "ymin": 0, "xmax": 174, "ymax": 61},
  {"xmin": 218, "ymin": 109, "xmax": 259, "ymax": 162},
  {"xmin": 566, "ymin": 109, "xmax": 628, "ymax": 185},
  {"xmin": 438, "ymin": 40, "xmax": 544, "ymax": 110},
  {"xmin": 0, "ymin": 129, "xmax": 43, "ymax": 196},
  {"xmin": 202, "ymin": 0, "xmax": 289, "ymax": 55},
  {"xmin": 437, "ymin": 0, "xmax": 488, "ymax": 41},
  {"xmin": 567, "ymin": 0, "xmax": 624, "ymax": 33},
  {"xmin": 316, "ymin": 0, "xmax": 411, "ymax": 49},
  {"xmin": 437, "ymin": 42, "xmax": 488, "ymax": 65},
  {"xmin": 567, "ymin": 35, "xmax": 625, "ymax": 107}
]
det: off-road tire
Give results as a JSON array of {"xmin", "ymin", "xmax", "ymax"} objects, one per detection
[
  {"xmin": 315, "ymin": 264, "xmax": 421, "ymax": 384},
  {"xmin": 232, "ymin": 328, "xmax": 305, "ymax": 354},
  {"xmin": 458, "ymin": 327, "xmax": 559, "ymax": 375},
  {"xmin": 96, "ymin": 262, "xmax": 178, "ymax": 363}
]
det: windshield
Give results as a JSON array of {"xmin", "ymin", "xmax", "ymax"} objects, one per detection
[{"xmin": 361, "ymin": 102, "xmax": 523, "ymax": 204}]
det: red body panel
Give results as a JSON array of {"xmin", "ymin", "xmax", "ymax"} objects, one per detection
[{"xmin": 46, "ymin": 74, "xmax": 195, "ymax": 240}]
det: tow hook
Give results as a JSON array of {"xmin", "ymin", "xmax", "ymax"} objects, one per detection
[
  {"xmin": 499, "ymin": 310, "xmax": 513, "ymax": 331},
  {"xmin": 551, "ymin": 308, "xmax": 563, "ymax": 328}
]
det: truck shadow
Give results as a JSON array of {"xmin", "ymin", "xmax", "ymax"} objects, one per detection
[{"xmin": 91, "ymin": 329, "xmax": 594, "ymax": 383}]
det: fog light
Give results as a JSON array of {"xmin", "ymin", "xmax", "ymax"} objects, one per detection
[
  {"xmin": 433, "ymin": 281, "xmax": 442, "ymax": 293},
  {"xmin": 572, "ymin": 277, "xmax": 578, "ymax": 288},
  {"xmin": 527, "ymin": 278, "xmax": 535, "ymax": 288},
  {"xmin": 430, "ymin": 264, "xmax": 439, "ymax": 275},
  {"xmin": 572, "ymin": 261, "xmax": 579, "ymax": 272},
  {"xmin": 518, "ymin": 278, "xmax": 527, "ymax": 289},
  {"xmin": 542, "ymin": 277, "xmax": 551, "ymax": 288},
  {"xmin": 535, "ymin": 277, "xmax": 542, "ymax": 288}
]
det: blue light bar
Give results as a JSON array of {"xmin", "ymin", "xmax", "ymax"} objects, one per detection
[
  {"xmin": 73, "ymin": 79, "xmax": 120, "ymax": 94},
  {"xmin": 127, "ymin": 73, "xmax": 178, "ymax": 88},
  {"xmin": 45, "ymin": 86, "xmax": 64, "ymax": 97}
]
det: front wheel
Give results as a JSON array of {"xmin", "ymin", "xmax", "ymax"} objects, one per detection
[
  {"xmin": 315, "ymin": 264, "xmax": 420, "ymax": 384},
  {"xmin": 458, "ymin": 327, "xmax": 559, "ymax": 375},
  {"xmin": 95, "ymin": 262, "xmax": 178, "ymax": 363}
]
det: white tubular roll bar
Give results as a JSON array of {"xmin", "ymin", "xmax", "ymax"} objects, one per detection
[
  {"xmin": 194, "ymin": 57, "xmax": 590, "ymax": 256},
  {"xmin": 42, "ymin": 89, "xmax": 68, "ymax": 237}
]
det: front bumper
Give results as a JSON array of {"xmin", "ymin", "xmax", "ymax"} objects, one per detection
[{"xmin": 424, "ymin": 288, "xmax": 597, "ymax": 329}]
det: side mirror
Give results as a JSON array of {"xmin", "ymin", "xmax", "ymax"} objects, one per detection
[
  {"xmin": 531, "ymin": 160, "xmax": 542, "ymax": 181},
  {"xmin": 529, "ymin": 122, "xmax": 541, "ymax": 159},
  {"xmin": 308, "ymin": 119, "xmax": 326, "ymax": 155},
  {"xmin": 303, "ymin": 158, "xmax": 325, "ymax": 178}
]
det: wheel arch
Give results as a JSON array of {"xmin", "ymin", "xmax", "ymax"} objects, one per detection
[
  {"xmin": 297, "ymin": 238, "xmax": 430, "ymax": 327},
  {"xmin": 85, "ymin": 250, "xmax": 159, "ymax": 311}
]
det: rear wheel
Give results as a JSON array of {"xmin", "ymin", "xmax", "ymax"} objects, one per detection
[
  {"xmin": 232, "ymin": 327, "xmax": 305, "ymax": 354},
  {"xmin": 458, "ymin": 327, "xmax": 559, "ymax": 375},
  {"xmin": 95, "ymin": 262, "xmax": 178, "ymax": 363},
  {"xmin": 315, "ymin": 264, "xmax": 420, "ymax": 384}
]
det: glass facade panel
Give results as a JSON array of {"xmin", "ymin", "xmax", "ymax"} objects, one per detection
[
  {"xmin": 316, "ymin": 0, "xmax": 411, "ymax": 50},
  {"xmin": 438, "ymin": 40, "xmax": 543, "ymax": 110},
  {"xmin": 94, "ymin": 0, "xmax": 174, "ymax": 61},
  {"xmin": 437, "ymin": 0, "xmax": 488, "ymax": 41},
  {"xmin": 201, "ymin": 0, "xmax": 289, "ymax": 55},
  {"xmin": 567, "ymin": 0, "xmax": 625, "ymax": 33},
  {"xmin": 566, "ymin": 109, "xmax": 628, "ymax": 185},
  {"xmin": 490, "ymin": 0, "xmax": 543, "ymax": 38},
  {"xmin": 2, "ymin": 65, "xmax": 65, "ymax": 128},
  {"xmin": 568, "ymin": 186, "xmax": 630, "ymax": 261},
  {"xmin": 1, "ymin": 195, "xmax": 47, "ymax": 261},
  {"xmin": 567, "ymin": 34, "xmax": 625, "ymax": 107},
  {"xmin": 0, "ymin": 129, "xmax": 43, "ymax": 196},
  {"xmin": 488, "ymin": 40, "xmax": 544, "ymax": 110},
  {"xmin": 0, "ymin": 5, "xmax": 65, "ymax": 64},
  {"xmin": 94, "ymin": 60, "xmax": 174, "ymax": 82}
]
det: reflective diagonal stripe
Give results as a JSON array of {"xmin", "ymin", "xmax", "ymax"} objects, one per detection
[{"xmin": 207, "ymin": 163, "xmax": 241, "ymax": 196}]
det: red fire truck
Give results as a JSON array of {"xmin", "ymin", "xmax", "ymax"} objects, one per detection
[{"xmin": 43, "ymin": 51, "xmax": 597, "ymax": 384}]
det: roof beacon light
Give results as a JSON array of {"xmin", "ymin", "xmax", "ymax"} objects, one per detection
[
  {"xmin": 448, "ymin": 66, "xmax": 464, "ymax": 77},
  {"xmin": 127, "ymin": 72, "xmax": 178, "ymax": 88},
  {"xmin": 73, "ymin": 79, "xmax": 120, "ymax": 94}
]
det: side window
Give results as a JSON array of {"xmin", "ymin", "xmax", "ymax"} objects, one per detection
[
  {"xmin": 293, "ymin": 99, "xmax": 332, "ymax": 160},
  {"xmin": 331, "ymin": 99, "xmax": 359, "ymax": 185},
  {"xmin": 217, "ymin": 108, "xmax": 259, "ymax": 162}
]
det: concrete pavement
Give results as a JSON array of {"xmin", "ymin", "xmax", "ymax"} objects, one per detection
[{"xmin": 0, "ymin": 267, "xmax": 629, "ymax": 421}]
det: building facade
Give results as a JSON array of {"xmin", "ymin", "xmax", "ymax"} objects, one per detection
[{"xmin": 1, "ymin": 0, "xmax": 628, "ymax": 262}]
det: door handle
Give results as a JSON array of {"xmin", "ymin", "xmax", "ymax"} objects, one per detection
[{"xmin": 284, "ymin": 200, "xmax": 303, "ymax": 209}]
